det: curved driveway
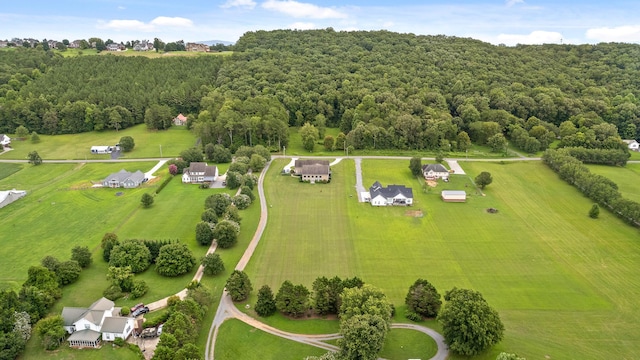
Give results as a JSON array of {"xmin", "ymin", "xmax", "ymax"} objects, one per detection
[{"xmin": 205, "ymin": 158, "xmax": 449, "ymax": 360}]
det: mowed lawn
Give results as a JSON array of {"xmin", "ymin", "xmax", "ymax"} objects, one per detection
[
  {"xmin": 587, "ymin": 163, "xmax": 640, "ymax": 203},
  {"xmin": 246, "ymin": 158, "xmax": 640, "ymax": 360},
  {"xmin": 1, "ymin": 124, "xmax": 196, "ymax": 160},
  {"xmin": 0, "ymin": 161, "xmax": 156, "ymax": 290}
]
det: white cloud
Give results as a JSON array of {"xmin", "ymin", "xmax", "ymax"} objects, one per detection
[
  {"xmin": 262, "ymin": 0, "xmax": 347, "ymax": 19},
  {"xmin": 221, "ymin": 0, "xmax": 257, "ymax": 9},
  {"xmin": 150, "ymin": 16, "xmax": 193, "ymax": 27},
  {"xmin": 506, "ymin": 0, "xmax": 524, "ymax": 7},
  {"xmin": 586, "ymin": 25, "xmax": 640, "ymax": 42},
  {"xmin": 101, "ymin": 19, "xmax": 153, "ymax": 31},
  {"xmin": 494, "ymin": 30, "xmax": 563, "ymax": 45},
  {"xmin": 289, "ymin": 22, "xmax": 315, "ymax": 30},
  {"xmin": 99, "ymin": 17, "xmax": 193, "ymax": 33},
  {"xmin": 117, "ymin": 6, "xmax": 126, "ymax": 10}
]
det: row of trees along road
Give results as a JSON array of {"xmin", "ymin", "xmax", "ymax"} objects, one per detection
[{"xmin": 3, "ymin": 30, "xmax": 640, "ymax": 153}]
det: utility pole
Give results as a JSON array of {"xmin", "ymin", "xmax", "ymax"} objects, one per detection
[
  {"xmin": 283, "ymin": 146, "xmax": 286, "ymax": 157},
  {"xmin": 159, "ymin": 144, "xmax": 163, "ymax": 157}
]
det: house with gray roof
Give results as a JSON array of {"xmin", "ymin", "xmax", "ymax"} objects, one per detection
[
  {"xmin": 422, "ymin": 163, "xmax": 450, "ymax": 181},
  {"xmin": 182, "ymin": 162, "xmax": 218, "ymax": 184},
  {"xmin": 62, "ymin": 297, "xmax": 135, "ymax": 348},
  {"xmin": 102, "ymin": 169, "xmax": 146, "ymax": 188},
  {"xmin": 294, "ymin": 159, "xmax": 331, "ymax": 182},
  {"xmin": 367, "ymin": 181, "xmax": 413, "ymax": 206}
]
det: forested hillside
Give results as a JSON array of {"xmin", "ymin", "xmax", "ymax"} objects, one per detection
[
  {"xmin": 2, "ymin": 30, "xmax": 640, "ymax": 153},
  {"xmin": 0, "ymin": 53, "xmax": 221, "ymax": 134}
]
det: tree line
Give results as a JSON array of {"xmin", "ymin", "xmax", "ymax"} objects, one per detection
[
  {"xmin": 3, "ymin": 31, "xmax": 640, "ymax": 154},
  {"xmin": 543, "ymin": 149, "xmax": 640, "ymax": 226}
]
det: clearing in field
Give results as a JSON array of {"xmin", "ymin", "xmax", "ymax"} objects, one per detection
[{"xmin": 246, "ymin": 158, "xmax": 640, "ymax": 360}]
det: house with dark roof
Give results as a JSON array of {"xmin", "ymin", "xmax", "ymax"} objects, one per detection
[
  {"xmin": 62, "ymin": 297, "xmax": 135, "ymax": 348},
  {"xmin": 294, "ymin": 159, "xmax": 331, "ymax": 182},
  {"xmin": 102, "ymin": 169, "xmax": 146, "ymax": 188},
  {"xmin": 182, "ymin": 162, "xmax": 218, "ymax": 184},
  {"xmin": 367, "ymin": 181, "xmax": 413, "ymax": 206},
  {"xmin": 422, "ymin": 163, "xmax": 449, "ymax": 181}
]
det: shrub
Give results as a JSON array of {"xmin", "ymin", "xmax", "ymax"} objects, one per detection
[
  {"xmin": 405, "ymin": 311, "xmax": 422, "ymax": 322},
  {"xmin": 233, "ymin": 194, "xmax": 251, "ymax": 210},
  {"xmin": 201, "ymin": 253, "xmax": 225, "ymax": 276},
  {"xmin": 240, "ymin": 186, "xmax": 255, "ymax": 201},
  {"xmin": 155, "ymin": 175, "xmax": 174, "ymax": 194},
  {"xmin": 141, "ymin": 193, "xmax": 154, "ymax": 208},
  {"xmin": 71, "ymin": 246, "xmax": 92, "ymax": 268},
  {"xmin": 113, "ymin": 337, "xmax": 126, "ymax": 347},
  {"xmin": 130, "ymin": 280, "xmax": 149, "ymax": 299},
  {"xmin": 589, "ymin": 203, "xmax": 600, "ymax": 219},
  {"xmin": 155, "ymin": 243, "xmax": 196, "ymax": 277},
  {"xmin": 120, "ymin": 307, "xmax": 130, "ymax": 316},
  {"xmin": 103, "ymin": 284, "xmax": 123, "ymax": 301}
]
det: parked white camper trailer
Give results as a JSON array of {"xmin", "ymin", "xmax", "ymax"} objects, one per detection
[{"xmin": 91, "ymin": 146, "xmax": 113, "ymax": 154}]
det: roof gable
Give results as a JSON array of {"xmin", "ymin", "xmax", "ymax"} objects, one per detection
[
  {"xmin": 101, "ymin": 317, "xmax": 130, "ymax": 333},
  {"xmin": 422, "ymin": 163, "xmax": 448, "ymax": 173}
]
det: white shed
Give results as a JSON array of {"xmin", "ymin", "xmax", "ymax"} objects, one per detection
[
  {"xmin": 91, "ymin": 146, "xmax": 113, "ymax": 154},
  {"xmin": 441, "ymin": 190, "xmax": 466, "ymax": 202}
]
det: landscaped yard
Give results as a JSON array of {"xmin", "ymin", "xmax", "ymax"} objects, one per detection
[
  {"xmin": 244, "ymin": 158, "xmax": 640, "ymax": 360},
  {"xmin": 1, "ymin": 124, "xmax": 196, "ymax": 160}
]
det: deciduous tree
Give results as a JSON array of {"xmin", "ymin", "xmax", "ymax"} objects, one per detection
[
  {"xmin": 405, "ymin": 278, "xmax": 442, "ymax": 318},
  {"xmin": 141, "ymin": 193, "xmax": 154, "ymax": 208},
  {"xmin": 35, "ymin": 315, "xmax": 65, "ymax": 350},
  {"xmin": 196, "ymin": 221, "xmax": 214, "ymax": 246},
  {"xmin": 338, "ymin": 314, "xmax": 388, "ymax": 360},
  {"xmin": 475, "ymin": 171, "xmax": 493, "ymax": 189},
  {"xmin": 437, "ymin": 287, "xmax": 504, "ymax": 356},
  {"xmin": 226, "ymin": 270, "xmax": 252, "ymax": 302},
  {"xmin": 109, "ymin": 240, "xmax": 151, "ymax": 273},
  {"xmin": 27, "ymin": 151, "xmax": 42, "ymax": 165},
  {"xmin": 201, "ymin": 253, "xmax": 225, "ymax": 276},
  {"xmin": 119, "ymin": 136, "xmax": 135, "ymax": 152},
  {"xmin": 101, "ymin": 233, "xmax": 119, "ymax": 262},
  {"xmin": 155, "ymin": 243, "xmax": 196, "ymax": 277},
  {"xmin": 299, "ymin": 122, "xmax": 319, "ymax": 152},
  {"xmin": 71, "ymin": 246, "xmax": 92, "ymax": 268},
  {"xmin": 213, "ymin": 220, "xmax": 239, "ymax": 248}
]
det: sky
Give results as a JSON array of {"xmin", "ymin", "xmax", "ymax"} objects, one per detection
[{"xmin": 1, "ymin": 0, "xmax": 640, "ymax": 46}]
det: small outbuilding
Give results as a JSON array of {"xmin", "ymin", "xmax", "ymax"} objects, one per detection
[
  {"xmin": 622, "ymin": 139, "xmax": 639, "ymax": 151},
  {"xmin": 0, "ymin": 189, "xmax": 27, "ymax": 208},
  {"xmin": 91, "ymin": 146, "xmax": 113, "ymax": 154},
  {"xmin": 441, "ymin": 190, "xmax": 466, "ymax": 202}
]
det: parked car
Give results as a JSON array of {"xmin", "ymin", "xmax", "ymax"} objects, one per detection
[
  {"xmin": 156, "ymin": 323, "xmax": 164, "ymax": 336},
  {"xmin": 132, "ymin": 306, "xmax": 149, "ymax": 317},
  {"xmin": 130, "ymin": 303, "xmax": 144, "ymax": 313},
  {"xmin": 140, "ymin": 327, "xmax": 157, "ymax": 338}
]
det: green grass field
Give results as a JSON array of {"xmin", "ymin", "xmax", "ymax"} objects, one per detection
[
  {"xmin": 244, "ymin": 158, "xmax": 640, "ymax": 359},
  {"xmin": 1, "ymin": 124, "xmax": 196, "ymax": 160},
  {"xmin": 587, "ymin": 163, "xmax": 640, "ymax": 203}
]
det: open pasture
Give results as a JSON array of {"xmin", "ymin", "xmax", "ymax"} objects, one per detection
[
  {"xmin": 587, "ymin": 163, "xmax": 640, "ymax": 203},
  {"xmin": 0, "ymin": 161, "xmax": 156, "ymax": 290},
  {"xmin": 1, "ymin": 124, "xmax": 196, "ymax": 160},
  {"xmin": 246, "ymin": 158, "xmax": 640, "ymax": 359}
]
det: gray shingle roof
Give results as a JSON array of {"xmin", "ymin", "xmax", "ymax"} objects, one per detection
[
  {"xmin": 422, "ymin": 163, "xmax": 448, "ymax": 173},
  {"xmin": 369, "ymin": 181, "xmax": 413, "ymax": 199},
  {"xmin": 295, "ymin": 159, "xmax": 330, "ymax": 167},
  {"xmin": 68, "ymin": 329, "xmax": 101, "ymax": 342},
  {"xmin": 301, "ymin": 164, "xmax": 330, "ymax": 175},
  {"xmin": 101, "ymin": 317, "xmax": 129, "ymax": 333}
]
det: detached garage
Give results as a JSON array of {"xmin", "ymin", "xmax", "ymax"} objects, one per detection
[{"xmin": 441, "ymin": 190, "xmax": 466, "ymax": 202}]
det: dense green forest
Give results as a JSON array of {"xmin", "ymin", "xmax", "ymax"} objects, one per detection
[{"xmin": 2, "ymin": 29, "xmax": 640, "ymax": 152}]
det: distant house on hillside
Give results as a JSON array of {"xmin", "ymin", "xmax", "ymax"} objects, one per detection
[
  {"xmin": 422, "ymin": 163, "xmax": 449, "ymax": 181},
  {"xmin": 365, "ymin": 181, "xmax": 413, "ymax": 206},
  {"xmin": 106, "ymin": 43, "xmax": 124, "ymax": 51},
  {"xmin": 622, "ymin": 139, "xmax": 639, "ymax": 151},
  {"xmin": 441, "ymin": 190, "xmax": 466, "ymax": 202},
  {"xmin": 62, "ymin": 297, "xmax": 135, "ymax": 348},
  {"xmin": 294, "ymin": 159, "xmax": 331, "ymax": 182},
  {"xmin": 102, "ymin": 169, "xmax": 145, "ymax": 188},
  {"xmin": 0, "ymin": 134, "xmax": 11, "ymax": 147},
  {"xmin": 0, "ymin": 189, "xmax": 27, "ymax": 209},
  {"xmin": 173, "ymin": 113, "xmax": 188, "ymax": 126},
  {"xmin": 134, "ymin": 41, "xmax": 153, "ymax": 51},
  {"xmin": 182, "ymin": 162, "xmax": 218, "ymax": 184}
]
